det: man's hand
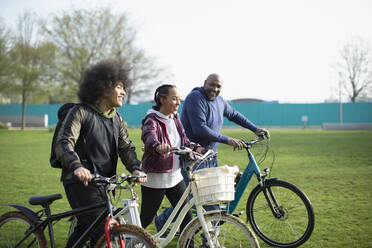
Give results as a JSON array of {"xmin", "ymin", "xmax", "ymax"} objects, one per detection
[
  {"xmin": 133, "ymin": 170, "xmax": 147, "ymax": 183},
  {"xmin": 227, "ymin": 137, "xmax": 246, "ymax": 150},
  {"xmin": 195, "ymin": 147, "xmax": 206, "ymax": 155},
  {"xmin": 255, "ymin": 128, "xmax": 270, "ymax": 139},
  {"xmin": 74, "ymin": 167, "xmax": 92, "ymax": 186}
]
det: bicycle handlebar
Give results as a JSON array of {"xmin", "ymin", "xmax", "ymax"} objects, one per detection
[
  {"xmin": 169, "ymin": 147, "xmax": 216, "ymax": 169},
  {"xmin": 92, "ymin": 174, "xmax": 145, "ymax": 188},
  {"xmin": 242, "ymin": 132, "xmax": 269, "ymax": 148}
]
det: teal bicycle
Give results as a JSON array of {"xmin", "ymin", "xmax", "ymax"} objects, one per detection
[{"xmin": 226, "ymin": 133, "xmax": 314, "ymax": 247}]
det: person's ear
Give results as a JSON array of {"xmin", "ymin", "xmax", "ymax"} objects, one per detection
[{"xmin": 160, "ymin": 96, "xmax": 166, "ymax": 105}]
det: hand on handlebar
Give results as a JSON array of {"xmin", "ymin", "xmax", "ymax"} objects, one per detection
[
  {"xmin": 255, "ymin": 128, "xmax": 270, "ymax": 139},
  {"xmin": 169, "ymin": 146, "xmax": 202, "ymax": 162},
  {"xmin": 195, "ymin": 147, "xmax": 206, "ymax": 155},
  {"xmin": 132, "ymin": 170, "xmax": 147, "ymax": 183},
  {"xmin": 156, "ymin": 143, "xmax": 175, "ymax": 155},
  {"xmin": 228, "ymin": 137, "xmax": 246, "ymax": 150},
  {"xmin": 74, "ymin": 167, "xmax": 92, "ymax": 186}
]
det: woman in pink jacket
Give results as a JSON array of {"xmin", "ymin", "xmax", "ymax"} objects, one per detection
[{"xmin": 140, "ymin": 84, "xmax": 204, "ymax": 233}]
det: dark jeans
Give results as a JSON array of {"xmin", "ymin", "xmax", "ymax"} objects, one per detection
[
  {"xmin": 156, "ymin": 157, "xmax": 220, "ymax": 228},
  {"xmin": 64, "ymin": 183, "xmax": 106, "ymax": 248},
  {"xmin": 140, "ymin": 180, "xmax": 192, "ymax": 232}
]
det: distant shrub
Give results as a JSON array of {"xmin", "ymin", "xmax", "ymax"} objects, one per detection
[
  {"xmin": 0, "ymin": 121, "xmax": 8, "ymax": 129},
  {"xmin": 48, "ymin": 125, "xmax": 56, "ymax": 132}
]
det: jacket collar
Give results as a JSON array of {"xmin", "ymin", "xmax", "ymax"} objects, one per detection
[
  {"xmin": 145, "ymin": 109, "xmax": 179, "ymax": 122},
  {"xmin": 143, "ymin": 111, "xmax": 180, "ymax": 126},
  {"xmin": 87, "ymin": 103, "xmax": 116, "ymax": 118}
]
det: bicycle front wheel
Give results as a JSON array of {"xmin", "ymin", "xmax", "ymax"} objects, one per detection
[
  {"xmin": 94, "ymin": 224, "xmax": 158, "ymax": 248},
  {"xmin": 0, "ymin": 211, "xmax": 47, "ymax": 248},
  {"xmin": 247, "ymin": 179, "xmax": 314, "ymax": 247},
  {"xmin": 178, "ymin": 211, "xmax": 260, "ymax": 248}
]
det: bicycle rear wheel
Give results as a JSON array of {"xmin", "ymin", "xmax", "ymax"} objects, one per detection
[
  {"xmin": 0, "ymin": 211, "xmax": 47, "ymax": 248},
  {"xmin": 94, "ymin": 224, "xmax": 157, "ymax": 248},
  {"xmin": 247, "ymin": 179, "xmax": 314, "ymax": 247},
  {"xmin": 178, "ymin": 211, "xmax": 260, "ymax": 248}
]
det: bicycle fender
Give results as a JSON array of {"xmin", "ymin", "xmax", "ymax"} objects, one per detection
[
  {"xmin": 259, "ymin": 177, "xmax": 278, "ymax": 188},
  {"xmin": 0, "ymin": 203, "xmax": 40, "ymax": 222},
  {"xmin": 247, "ymin": 177, "xmax": 279, "ymax": 201}
]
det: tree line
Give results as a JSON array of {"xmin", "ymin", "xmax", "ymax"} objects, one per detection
[
  {"xmin": 0, "ymin": 8, "xmax": 170, "ymax": 107},
  {"xmin": 1, "ymin": 7, "xmax": 371, "ymax": 129}
]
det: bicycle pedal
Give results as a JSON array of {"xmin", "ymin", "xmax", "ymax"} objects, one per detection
[{"xmin": 233, "ymin": 211, "xmax": 244, "ymax": 217}]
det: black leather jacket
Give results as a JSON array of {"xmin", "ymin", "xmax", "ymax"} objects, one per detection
[{"xmin": 55, "ymin": 104, "xmax": 141, "ymax": 184}]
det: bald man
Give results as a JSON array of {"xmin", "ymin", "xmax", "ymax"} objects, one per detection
[{"xmin": 181, "ymin": 73, "xmax": 269, "ymax": 158}]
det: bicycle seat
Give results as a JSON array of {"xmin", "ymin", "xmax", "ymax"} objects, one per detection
[{"xmin": 29, "ymin": 194, "xmax": 62, "ymax": 206}]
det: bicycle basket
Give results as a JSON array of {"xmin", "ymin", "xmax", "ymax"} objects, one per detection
[{"xmin": 193, "ymin": 165, "xmax": 239, "ymax": 205}]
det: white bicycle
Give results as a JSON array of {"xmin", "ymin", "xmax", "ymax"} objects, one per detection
[{"xmin": 70, "ymin": 148, "xmax": 260, "ymax": 247}]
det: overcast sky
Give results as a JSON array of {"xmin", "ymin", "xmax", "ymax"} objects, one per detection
[{"xmin": 1, "ymin": 0, "xmax": 372, "ymax": 103}]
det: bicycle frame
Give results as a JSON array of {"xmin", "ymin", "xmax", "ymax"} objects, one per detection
[
  {"xmin": 2, "ymin": 200, "xmax": 108, "ymax": 248},
  {"xmin": 115, "ymin": 150, "xmax": 244, "ymax": 248},
  {"xmin": 3, "ymin": 182, "xmax": 125, "ymax": 248},
  {"xmin": 153, "ymin": 170, "xmax": 216, "ymax": 248},
  {"xmin": 228, "ymin": 151, "xmax": 262, "ymax": 214},
  {"xmin": 115, "ymin": 183, "xmax": 142, "ymax": 227},
  {"xmin": 227, "ymin": 137, "xmax": 284, "ymax": 220}
]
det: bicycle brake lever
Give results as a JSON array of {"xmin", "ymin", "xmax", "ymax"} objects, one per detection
[
  {"xmin": 257, "ymin": 132, "xmax": 265, "ymax": 138},
  {"xmin": 257, "ymin": 131, "xmax": 270, "ymax": 140}
]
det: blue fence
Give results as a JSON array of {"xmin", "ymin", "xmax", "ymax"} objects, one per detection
[{"xmin": 0, "ymin": 102, "xmax": 371, "ymax": 127}]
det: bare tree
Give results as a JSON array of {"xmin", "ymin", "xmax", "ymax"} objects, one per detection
[
  {"xmin": 9, "ymin": 11, "xmax": 56, "ymax": 129},
  {"xmin": 0, "ymin": 18, "xmax": 12, "ymax": 100},
  {"xmin": 336, "ymin": 36, "xmax": 372, "ymax": 102},
  {"xmin": 116, "ymin": 46, "xmax": 172, "ymax": 103},
  {"xmin": 43, "ymin": 8, "xmax": 168, "ymax": 103}
]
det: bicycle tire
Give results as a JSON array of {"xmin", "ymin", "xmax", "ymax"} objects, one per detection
[
  {"xmin": 0, "ymin": 211, "xmax": 47, "ymax": 248},
  {"xmin": 68, "ymin": 216, "xmax": 77, "ymax": 238},
  {"xmin": 68, "ymin": 211, "xmax": 127, "ymax": 247},
  {"xmin": 178, "ymin": 211, "xmax": 260, "ymax": 248},
  {"xmin": 247, "ymin": 179, "xmax": 314, "ymax": 247},
  {"xmin": 94, "ymin": 223, "xmax": 158, "ymax": 248},
  {"xmin": 68, "ymin": 216, "xmax": 93, "ymax": 248}
]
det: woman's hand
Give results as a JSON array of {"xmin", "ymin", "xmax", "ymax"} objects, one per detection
[
  {"xmin": 132, "ymin": 169, "xmax": 147, "ymax": 183},
  {"xmin": 156, "ymin": 143, "xmax": 173, "ymax": 155}
]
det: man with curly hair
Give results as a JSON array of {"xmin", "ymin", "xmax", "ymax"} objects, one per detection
[{"xmin": 55, "ymin": 59, "xmax": 147, "ymax": 247}]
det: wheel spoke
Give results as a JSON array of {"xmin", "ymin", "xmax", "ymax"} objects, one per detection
[
  {"xmin": 0, "ymin": 211, "xmax": 46, "ymax": 248},
  {"xmin": 178, "ymin": 212, "xmax": 259, "ymax": 248},
  {"xmin": 247, "ymin": 180, "xmax": 314, "ymax": 247}
]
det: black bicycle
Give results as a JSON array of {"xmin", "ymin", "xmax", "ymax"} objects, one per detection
[{"xmin": 0, "ymin": 174, "xmax": 157, "ymax": 248}]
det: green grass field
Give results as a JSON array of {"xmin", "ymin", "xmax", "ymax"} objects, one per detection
[{"xmin": 0, "ymin": 129, "xmax": 371, "ymax": 247}]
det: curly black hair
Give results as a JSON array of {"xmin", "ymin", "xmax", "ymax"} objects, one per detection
[{"xmin": 78, "ymin": 59, "xmax": 132, "ymax": 104}]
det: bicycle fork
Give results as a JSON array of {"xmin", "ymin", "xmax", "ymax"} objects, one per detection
[
  {"xmin": 105, "ymin": 217, "xmax": 125, "ymax": 248},
  {"xmin": 233, "ymin": 150, "xmax": 284, "ymax": 220},
  {"xmin": 191, "ymin": 182, "xmax": 218, "ymax": 248},
  {"xmin": 105, "ymin": 188, "xmax": 125, "ymax": 248},
  {"xmin": 261, "ymin": 181, "xmax": 286, "ymax": 219}
]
